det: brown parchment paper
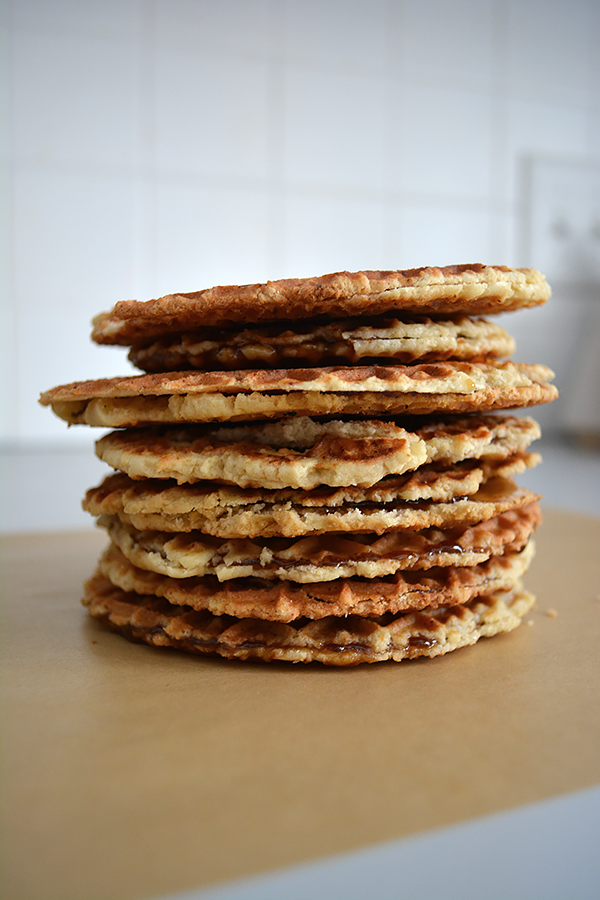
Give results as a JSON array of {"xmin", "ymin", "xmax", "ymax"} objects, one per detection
[{"xmin": 2, "ymin": 509, "xmax": 600, "ymax": 900}]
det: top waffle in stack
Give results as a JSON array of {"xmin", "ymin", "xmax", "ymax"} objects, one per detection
[
  {"xmin": 40, "ymin": 264, "xmax": 557, "ymax": 664},
  {"xmin": 41, "ymin": 265, "xmax": 555, "ymax": 427}
]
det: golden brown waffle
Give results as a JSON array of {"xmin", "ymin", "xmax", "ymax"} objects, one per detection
[
  {"xmin": 85, "ymin": 473, "xmax": 538, "ymax": 538},
  {"xmin": 83, "ymin": 453, "xmax": 540, "ymax": 536},
  {"xmin": 91, "ymin": 265, "xmax": 550, "ymax": 342},
  {"xmin": 83, "ymin": 572, "xmax": 536, "ymax": 665},
  {"xmin": 97, "ymin": 503, "xmax": 541, "ymax": 582},
  {"xmin": 128, "ymin": 315, "xmax": 515, "ymax": 372},
  {"xmin": 96, "ymin": 540, "xmax": 535, "ymax": 620},
  {"xmin": 93, "ymin": 415, "xmax": 541, "ymax": 490},
  {"xmin": 39, "ymin": 262, "xmax": 556, "ymax": 667},
  {"xmin": 38, "ymin": 361, "xmax": 557, "ymax": 427}
]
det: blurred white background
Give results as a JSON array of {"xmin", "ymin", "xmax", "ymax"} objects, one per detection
[{"xmin": 1, "ymin": 0, "xmax": 600, "ymax": 530}]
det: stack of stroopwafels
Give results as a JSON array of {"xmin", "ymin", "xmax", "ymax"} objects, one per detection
[{"xmin": 40, "ymin": 265, "xmax": 557, "ymax": 665}]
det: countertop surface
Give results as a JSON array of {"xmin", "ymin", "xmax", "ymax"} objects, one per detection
[{"xmin": 3, "ymin": 509, "xmax": 600, "ymax": 900}]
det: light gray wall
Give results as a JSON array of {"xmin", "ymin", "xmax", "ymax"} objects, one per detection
[{"xmin": 2, "ymin": 0, "xmax": 600, "ymax": 446}]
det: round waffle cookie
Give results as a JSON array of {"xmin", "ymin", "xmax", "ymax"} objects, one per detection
[
  {"xmin": 97, "ymin": 503, "xmax": 541, "ymax": 583},
  {"xmin": 85, "ymin": 473, "xmax": 539, "ymax": 538},
  {"xmin": 128, "ymin": 315, "xmax": 515, "ymax": 372},
  {"xmin": 93, "ymin": 414, "xmax": 542, "ymax": 490},
  {"xmin": 96, "ymin": 539, "xmax": 535, "ymax": 621},
  {"xmin": 82, "ymin": 573, "xmax": 536, "ymax": 666},
  {"xmin": 39, "ymin": 361, "xmax": 557, "ymax": 427},
  {"xmin": 91, "ymin": 265, "xmax": 550, "ymax": 343},
  {"xmin": 83, "ymin": 453, "xmax": 540, "ymax": 537}
]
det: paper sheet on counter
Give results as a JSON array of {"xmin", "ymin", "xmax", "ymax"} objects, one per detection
[{"xmin": 2, "ymin": 509, "xmax": 600, "ymax": 900}]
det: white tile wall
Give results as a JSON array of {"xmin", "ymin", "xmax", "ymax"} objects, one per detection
[
  {"xmin": 282, "ymin": 64, "xmax": 387, "ymax": 190},
  {"xmin": 282, "ymin": 192, "xmax": 387, "ymax": 275},
  {"xmin": 388, "ymin": 81, "xmax": 494, "ymax": 202},
  {"xmin": 589, "ymin": 3, "xmax": 600, "ymax": 155},
  {"xmin": 12, "ymin": 28, "xmax": 138, "ymax": 169},
  {"xmin": 153, "ymin": 180, "xmax": 272, "ymax": 292},
  {"xmin": 3, "ymin": 0, "xmax": 600, "ymax": 453},
  {"xmin": 13, "ymin": 167, "xmax": 137, "ymax": 306},
  {"xmin": 505, "ymin": 99, "xmax": 589, "ymax": 206},
  {"xmin": 154, "ymin": 0, "xmax": 273, "ymax": 58},
  {"xmin": 506, "ymin": 0, "xmax": 594, "ymax": 107},
  {"xmin": 389, "ymin": 203, "xmax": 496, "ymax": 268},
  {"xmin": 0, "ymin": 6, "xmax": 14, "ymax": 442},
  {"xmin": 11, "ymin": 0, "xmax": 139, "ymax": 41},
  {"xmin": 280, "ymin": 0, "xmax": 388, "ymax": 73},
  {"xmin": 395, "ymin": 0, "xmax": 496, "ymax": 90},
  {"xmin": 153, "ymin": 49, "xmax": 271, "ymax": 181}
]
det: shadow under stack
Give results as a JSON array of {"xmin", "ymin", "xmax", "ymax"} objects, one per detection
[{"xmin": 40, "ymin": 265, "xmax": 557, "ymax": 665}]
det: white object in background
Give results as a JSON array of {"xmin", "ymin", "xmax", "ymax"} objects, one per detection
[
  {"xmin": 526, "ymin": 157, "xmax": 600, "ymax": 288},
  {"xmin": 523, "ymin": 156, "xmax": 600, "ymax": 435},
  {"xmin": 561, "ymin": 302, "xmax": 600, "ymax": 439}
]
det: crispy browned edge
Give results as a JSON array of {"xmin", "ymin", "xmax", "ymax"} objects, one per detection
[
  {"xmin": 82, "ymin": 572, "xmax": 535, "ymax": 665},
  {"xmin": 94, "ymin": 540, "xmax": 535, "ymax": 620},
  {"xmin": 38, "ymin": 361, "xmax": 555, "ymax": 404},
  {"xmin": 90, "ymin": 265, "xmax": 550, "ymax": 343}
]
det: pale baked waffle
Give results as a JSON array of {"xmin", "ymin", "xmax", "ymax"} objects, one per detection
[
  {"xmin": 85, "ymin": 473, "xmax": 539, "ymax": 538},
  {"xmin": 91, "ymin": 265, "xmax": 550, "ymax": 341},
  {"xmin": 96, "ymin": 540, "xmax": 535, "ymax": 621},
  {"xmin": 97, "ymin": 503, "xmax": 541, "ymax": 583},
  {"xmin": 83, "ymin": 572, "xmax": 536, "ymax": 666},
  {"xmin": 83, "ymin": 453, "xmax": 540, "ymax": 537},
  {"xmin": 92, "ymin": 414, "xmax": 542, "ymax": 490},
  {"xmin": 127, "ymin": 314, "xmax": 515, "ymax": 372},
  {"xmin": 39, "ymin": 360, "xmax": 556, "ymax": 427},
  {"xmin": 39, "ymin": 263, "xmax": 556, "ymax": 664}
]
